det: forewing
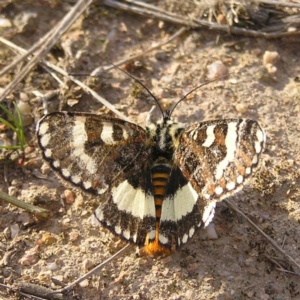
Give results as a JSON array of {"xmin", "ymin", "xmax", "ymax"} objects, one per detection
[
  {"xmin": 36, "ymin": 112, "xmax": 150, "ymax": 195},
  {"xmin": 175, "ymin": 119, "xmax": 265, "ymax": 202}
]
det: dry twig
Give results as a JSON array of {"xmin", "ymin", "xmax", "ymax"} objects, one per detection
[
  {"xmin": 103, "ymin": 0, "xmax": 300, "ymax": 39},
  {"xmin": 0, "ymin": 0, "xmax": 93, "ymax": 102},
  {"xmin": 224, "ymin": 198, "xmax": 300, "ymax": 275},
  {"xmin": 0, "ymin": 37, "xmax": 129, "ymax": 120},
  {"xmin": 0, "ymin": 190, "xmax": 49, "ymax": 220}
]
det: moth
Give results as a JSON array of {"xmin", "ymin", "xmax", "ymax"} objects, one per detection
[{"xmin": 36, "ymin": 89, "xmax": 265, "ymax": 255}]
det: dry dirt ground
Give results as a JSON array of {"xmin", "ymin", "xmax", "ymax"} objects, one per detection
[{"xmin": 0, "ymin": 1, "xmax": 300, "ymax": 300}]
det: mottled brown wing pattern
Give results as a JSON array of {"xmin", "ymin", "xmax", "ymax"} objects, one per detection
[
  {"xmin": 175, "ymin": 119, "xmax": 265, "ymax": 202},
  {"xmin": 36, "ymin": 112, "xmax": 150, "ymax": 195}
]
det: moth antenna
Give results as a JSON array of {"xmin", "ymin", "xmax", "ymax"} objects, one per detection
[
  {"xmin": 168, "ymin": 73, "xmax": 231, "ymax": 117},
  {"xmin": 106, "ymin": 63, "xmax": 165, "ymax": 119},
  {"xmin": 146, "ymin": 106, "xmax": 157, "ymax": 126}
]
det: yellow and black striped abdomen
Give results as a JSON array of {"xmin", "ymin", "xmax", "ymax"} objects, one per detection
[
  {"xmin": 152, "ymin": 171, "xmax": 169, "ymax": 220},
  {"xmin": 143, "ymin": 164, "xmax": 171, "ymax": 255}
]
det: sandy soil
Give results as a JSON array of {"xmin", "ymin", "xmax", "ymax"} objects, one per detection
[{"xmin": 0, "ymin": 1, "xmax": 300, "ymax": 300}]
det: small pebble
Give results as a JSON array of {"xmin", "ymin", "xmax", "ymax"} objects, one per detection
[
  {"xmin": 16, "ymin": 101, "xmax": 33, "ymax": 126},
  {"xmin": 119, "ymin": 22, "xmax": 128, "ymax": 33},
  {"xmin": 0, "ymin": 18, "xmax": 12, "ymax": 28},
  {"xmin": 80, "ymin": 210, "xmax": 89, "ymax": 217},
  {"xmin": 0, "ymin": 124, "xmax": 8, "ymax": 132},
  {"xmin": 74, "ymin": 194, "xmax": 84, "ymax": 209},
  {"xmin": 69, "ymin": 230, "xmax": 80, "ymax": 242},
  {"xmin": 82, "ymin": 259, "xmax": 93, "ymax": 271},
  {"xmin": 19, "ymin": 92, "xmax": 29, "ymax": 102},
  {"xmin": 2, "ymin": 267, "xmax": 13, "ymax": 277},
  {"xmin": 40, "ymin": 162, "xmax": 51, "ymax": 175},
  {"xmin": 263, "ymin": 51, "xmax": 279, "ymax": 66},
  {"xmin": 248, "ymin": 267, "xmax": 257, "ymax": 275},
  {"xmin": 8, "ymin": 186, "xmax": 18, "ymax": 197},
  {"xmin": 19, "ymin": 246, "xmax": 40, "ymax": 266},
  {"xmin": 10, "ymin": 224, "xmax": 19, "ymax": 238},
  {"xmin": 217, "ymin": 14, "xmax": 227, "ymax": 25},
  {"xmin": 244, "ymin": 258, "xmax": 253, "ymax": 267},
  {"xmin": 90, "ymin": 214, "xmax": 100, "ymax": 227},
  {"xmin": 41, "ymin": 232, "xmax": 57, "ymax": 245},
  {"xmin": 207, "ymin": 61, "xmax": 228, "ymax": 80},
  {"xmin": 24, "ymin": 146, "xmax": 35, "ymax": 154},
  {"xmin": 50, "ymin": 275, "xmax": 65, "ymax": 289},
  {"xmin": 263, "ymin": 51, "xmax": 279, "ymax": 74},
  {"xmin": 17, "ymin": 212, "xmax": 31, "ymax": 225},
  {"xmin": 62, "ymin": 189, "xmax": 75, "ymax": 205},
  {"xmin": 47, "ymin": 262, "xmax": 59, "ymax": 271},
  {"xmin": 79, "ymin": 279, "xmax": 89, "ymax": 288},
  {"xmin": 235, "ymin": 103, "xmax": 248, "ymax": 114},
  {"xmin": 62, "ymin": 217, "xmax": 71, "ymax": 227},
  {"xmin": 3, "ymin": 227, "xmax": 11, "ymax": 239},
  {"xmin": 11, "ymin": 179, "xmax": 22, "ymax": 187},
  {"xmin": 67, "ymin": 99, "xmax": 79, "ymax": 107},
  {"xmin": 36, "ymin": 271, "xmax": 52, "ymax": 283}
]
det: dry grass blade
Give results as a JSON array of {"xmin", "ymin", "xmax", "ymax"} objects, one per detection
[
  {"xmin": 0, "ymin": 282, "xmax": 63, "ymax": 300},
  {"xmin": 0, "ymin": 37, "xmax": 128, "ymax": 120},
  {"xmin": 104, "ymin": 0, "xmax": 199, "ymax": 27},
  {"xmin": 103, "ymin": 0, "xmax": 300, "ymax": 39},
  {"xmin": 224, "ymin": 198, "xmax": 300, "ymax": 275},
  {"xmin": 0, "ymin": 28, "xmax": 54, "ymax": 79},
  {"xmin": 0, "ymin": 0, "xmax": 92, "ymax": 103},
  {"xmin": 0, "ymin": 190, "xmax": 50, "ymax": 220},
  {"xmin": 18, "ymin": 282, "xmax": 64, "ymax": 300},
  {"xmin": 0, "ymin": 37, "xmax": 67, "ymax": 89},
  {"xmin": 257, "ymin": 0, "xmax": 300, "ymax": 8},
  {"xmin": 264, "ymin": 254, "xmax": 300, "ymax": 276}
]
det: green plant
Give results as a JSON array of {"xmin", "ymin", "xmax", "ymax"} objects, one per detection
[{"xmin": 0, "ymin": 102, "xmax": 28, "ymax": 150}]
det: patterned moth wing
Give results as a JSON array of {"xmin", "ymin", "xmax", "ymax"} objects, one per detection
[
  {"xmin": 37, "ymin": 112, "xmax": 162, "ymax": 250},
  {"xmin": 174, "ymin": 118, "xmax": 265, "ymax": 206},
  {"xmin": 151, "ymin": 118, "xmax": 265, "ymax": 250},
  {"xmin": 37, "ymin": 112, "xmax": 150, "ymax": 195}
]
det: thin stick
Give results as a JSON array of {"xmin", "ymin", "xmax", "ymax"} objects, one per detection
[
  {"xmin": 0, "ymin": 28, "xmax": 54, "ymax": 79},
  {"xmin": 257, "ymin": 0, "xmax": 300, "ymax": 8},
  {"xmin": 0, "ymin": 37, "xmax": 129, "ymax": 120},
  {"xmin": 47, "ymin": 244, "xmax": 132, "ymax": 296},
  {"xmin": 265, "ymin": 254, "xmax": 300, "ymax": 277},
  {"xmin": 0, "ymin": 190, "xmax": 49, "ymax": 220},
  {"xmin": 224, "ymin": 199, "xmax": 300, "ymax": 274},
  {"xmin": 103, "ymin": 0, "xmax": 300, "ymax": 39},
  {"xmin": 0, "ymin": 37, "xmax": 67, "ymax": 89},
  {"xmin": 0, "ymin": 0, "xmax": 92, "ymax": 102}
]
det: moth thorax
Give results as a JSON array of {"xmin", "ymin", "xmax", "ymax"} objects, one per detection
[{"xmin": 147, "ymin": 119, "xmax": 185, "ymax": 154}]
